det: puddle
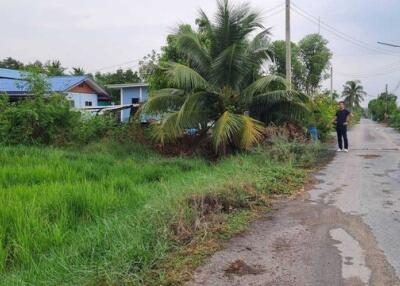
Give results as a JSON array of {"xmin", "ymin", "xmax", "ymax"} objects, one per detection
[{"xmin": 330, "ymin": 228, "xmax": 371, "ymax": 284}]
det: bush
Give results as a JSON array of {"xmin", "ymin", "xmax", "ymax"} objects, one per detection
[
  {"xmin": 72, "ymin": 113, "xmax": 119, "ymax": 144},
  {"xmin": 368, "ymin": 93, "xmax": 398, "ymax": 122},
  {"xmin": 0, "ymin": 93, "xmax": 121, "ymax": 146},
  {"xmin": 304, "ymin": 94, "xmax": 336, "ymax": 140},
  {"xmin": 0, "ymin": 93, "xmax": 80, "ymax": 145},
  {"xmin": 389, "ymin": 109, "xmax": 400, "ymax": 129}
]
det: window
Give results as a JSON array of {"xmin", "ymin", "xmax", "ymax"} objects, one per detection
[
  {"xmin": 69, "ymin": 100, "xmax": 75, "ymax": 108},
  {"xmin": 85, "ymin": 101, "xmax": 93, "ymax": 107},
  {"xmin": 131, "ymin": 98, "xmax": 139, "ymax": 104}
]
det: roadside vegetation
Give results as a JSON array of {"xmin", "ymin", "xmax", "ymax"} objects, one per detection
[
  {"xmin": 369, "ymin": 91, "xmax": 400, "ymax": 130},
  {"xmin": 0, "ymin": 139, "xmax": 327, "ymax": 285},
  {"xmin": 0, "ymin": 0, "xmax": 365, "ymax": 285}
]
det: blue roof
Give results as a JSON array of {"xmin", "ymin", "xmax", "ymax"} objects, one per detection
[
  {"xmin": 0, "ymin": 69, "xmax": 90, "ymax": 94},
  {"xmin": 47, "ymin": 76, "xmax": 87, "ymax": 91},
  {"xmin": 0, "ymin": 77, "xmax": 88, "ymax": 94},
  {"xmin": 0, "ymin": 68, "xmax": 29, "ymax": 80},
  {"xmin": 0, "ymin": 79, "xmax": 29, "ymax": 93},
  {"xmin": 0, "ymin": 68, "xmax": 110, "ymax": 100}
]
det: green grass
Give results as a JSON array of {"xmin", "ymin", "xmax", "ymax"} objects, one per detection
[{"xmin": 0, "ymin": 140, "xmax": 318, "ymax": 285}]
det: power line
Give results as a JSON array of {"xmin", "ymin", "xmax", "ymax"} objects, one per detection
[
  {"xmin": 265, "ymin": 2, "xmax": 285, "ymax": 14},
  {"xmin": 87, "ymin": 5, "xmax": 286, "ymax": 74},
  {"xmin": 390, "ymin": 80, "xmax": 400, "ymax": 94},
  {"xmin": 334, "ymin": 67, "xmax": 400, "ymax": 78},
  {"xmin": 291, "ymin": 3, "xmax": 400, "ymax": 56},
  {"xmin": 88, "ymin": 59, "xmax": 141, "ymax": 73},
  {"xmin": 265, "ymin": 7, "xmax": 285, "ymax": 18}
]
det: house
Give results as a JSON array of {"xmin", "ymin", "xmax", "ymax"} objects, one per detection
[
  {"xmin": 107, "ymin": 83, "xmax": 149, "ymax": 122},
  {"xmin": 0, "ymin": 68, "xmax": 111, "ymax": 108}
]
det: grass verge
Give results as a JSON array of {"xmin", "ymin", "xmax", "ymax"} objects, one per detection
[{"xmin": 0, "ymin": 140, "xmax": 327, "ymax": 285}]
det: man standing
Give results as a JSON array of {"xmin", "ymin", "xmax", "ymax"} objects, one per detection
[{"xmin": 333, "ymin": 101, "xmax": 351, "ymax": 152}]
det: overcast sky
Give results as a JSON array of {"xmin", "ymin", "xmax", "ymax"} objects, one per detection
[{"xmin": 2, "ymin": 0, "xmax": 400, "ymax": 105}]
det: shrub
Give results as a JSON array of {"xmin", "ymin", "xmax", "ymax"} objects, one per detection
[
  {"xmin": 303, "ymin": 94, "xmax": 336, "ymax": 140},
  {"xmin": 0, "ymin": 93, "xmax": 81, "ymax": 145},
  {"xmin": 389, "ymin": 109, "xmax": 400, "ymax": 129}
]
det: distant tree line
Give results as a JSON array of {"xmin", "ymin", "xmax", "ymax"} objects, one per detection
[{"xmin": 0, "ymin": 57, "xmax": 141, "ymax": 102}]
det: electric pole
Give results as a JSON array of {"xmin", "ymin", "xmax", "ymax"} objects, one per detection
[
  {"xmin": 385, "ymin": 84, "xmax": 389, "ymax": 121},
  {"xmin": 285, "ymin": 0, "xmax": 292, "ymax": 86},
  {"xmin": 330, "ymin": 66, "xmax": 333, "ymax": 97},
  {"xmin": 318, "ymin": 17, "xmax": 321, "ymax": 34}
]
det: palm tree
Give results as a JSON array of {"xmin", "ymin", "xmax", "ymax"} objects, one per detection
[
  {"xmin": 342, "ymin": 80, "xmax": 366, "ymax": 108},
  {"xmin": 45, "ymin": 60, "xmax": 65, "ymax": 76},
  {"xmin": 140, "ymin": 0, "xmax": 307, "ymax": 153},
  {"xmin": 71, "ymin": 67, "xmax": 86, "ymax": 76}
]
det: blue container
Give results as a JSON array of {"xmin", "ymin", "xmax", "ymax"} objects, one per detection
[{"xmin": 308, "ymin": 127, "xmax": 318, "ymax": 141}]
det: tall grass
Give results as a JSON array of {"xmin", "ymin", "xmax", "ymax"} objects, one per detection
[{"xmin": 0, "ymin": 141, "xmax": 316, "ymax": 285}]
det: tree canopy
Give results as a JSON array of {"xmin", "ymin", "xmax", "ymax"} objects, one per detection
[
  {"xmin": 269, "ymin": 34, "xmax": 332, "ymax": 95},
  {"xmin": 342, "ymin": 80, "xmax": 366, "ymax": 109},
  {"xmin": 139, "ymin": 0, "xmax": 308, "ymax": 153}
]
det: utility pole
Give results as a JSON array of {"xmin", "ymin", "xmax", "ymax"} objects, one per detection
[
  {"xmin": 285, "ymin": 0, "xmax": 292, "ymax": 86},
  {"xmin": 318, "ymin": 17, "xmax": 321, "ymax": 34},
  {"xmin": 385, "ymin": 84, "xmax": 389, "ymax": 121},
  {"xmin": 330, "ymin": 66, "xmax": 333, "ymax": 97}
]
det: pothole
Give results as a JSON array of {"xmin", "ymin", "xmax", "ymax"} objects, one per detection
[
  {"xmin": 224, "ymin": 260, "xmax": 265, "ymax": 276},
  {"xmin": 358, "ymin": 154, "xmax": 381, "ymax": 159}
]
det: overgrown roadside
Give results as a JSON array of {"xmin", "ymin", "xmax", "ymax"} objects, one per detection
[
  {"xmin": 143, "ymin": 140, "xmax": 334, "ymax": 286},
  {"xmin": 0, "ymin": 139, "xmax": 332, "ymax": 286}
]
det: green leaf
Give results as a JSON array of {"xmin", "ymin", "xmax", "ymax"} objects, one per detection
[
  {"xmin": 166, "ymin": 63, "xmax": 211, "ymax": 91},
  {"xmin": 211, "ymin": 111, "xmax": 264, "ymax": 152}
]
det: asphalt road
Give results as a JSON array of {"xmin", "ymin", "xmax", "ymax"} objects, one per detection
[{"xmin": 189, "ymin": 119, "xmax": 400, "ymax": 286}]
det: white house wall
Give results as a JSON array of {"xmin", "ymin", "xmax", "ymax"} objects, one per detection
[{"xmin": 66, "ymin": 92, "xmax": 98, "ymax": 109}]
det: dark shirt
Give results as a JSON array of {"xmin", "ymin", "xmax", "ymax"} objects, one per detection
[{"xmin": 336, "ymin": 109, "xmax": 350, "ymax": 128}]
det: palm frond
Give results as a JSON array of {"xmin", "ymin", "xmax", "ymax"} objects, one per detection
[
  {"xmin": 265, "ymin": 101, "xmax": 310, "ymax": 123},
  {"xmin": 176, "ymin": 91, "xmax": 219, "ymax": 129},
  {"xmin": 249, "ymin": 90, "xmax": 309, "ymax": 123},
  {"xmin": 212, "ymin": 0, "xmax": 264, "ymax": 57},
  {"xmin": 239, "ymin": 115, "xmax": 265, "ymax": 149},
  {"xmin": 246, "ymin": 28, "xmax": 273, "ymax": 63},
  {"xmin": 211, "ymin": 111, "xmax": 264, "ymax": 151},
  {"xmin": 139, "ymin": 89, "xmax": 185, "ymax": 114},
  {"xmin": 166, "ymin": 62, "xmax": 211, "ymax": 91},
  {"xmin": 209, "ymin": 43, "xmax": 252, "ymax": 89},
  {"xmin": 175, "ymin": 30, "xmax": 212, "ymax": 75},
  {"xmin": 198, "ymin": 9, "xmax": 216, "ymax": 51},
  {"xmin": 212, "ymin": 111, "xmax": 242, "ymax": 150},
  {"xmin": 150, "ymin": 112, "xmax": 184, "ymax": 145},
  {"xmin": 243, "ymin": 75, "xmax": 289, "ymax": 99}
]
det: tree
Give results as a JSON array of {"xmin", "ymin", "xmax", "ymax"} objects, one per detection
[
  {"xmin": 269, "ymin": 40, "xmax": 303, "ymax": 90},
  {"xmin": 140, "ymin": 0, "xmax": 307, "ymax": 153},
  {"xmin": 269, "ymin": 34, "xmax": 332, "ymax": 95},
  {"xmin": 71, "ymin": 67, "xmax": 86, "ymax": 76},
  {"xmin": 368, "ymin": 92, "xmax": 398, "ymax": 122},
  {"xmin": 298, "ymin": 34, "xmax": 332, "ymax": 94},
  {"xmin": 44, "ymin": 60, "xmax": 66, "ymax": 76},
  {"xmin": 94, "ymin": 69, "xmax": 141, "ymax": 103},
  {"xmin": 0, "ymin": 57, "xmax": 24, "ymax": 69},
  {"xmin": 139, "ymin": 25, "xmax": 196, "ymax": 90},
  {"xmin": 138, "ymin": 50, "xmax": 169, "ymax": 90},
  {"xmin": 342, "ymin": 80, "xmax": 366, "ymax": 109}
]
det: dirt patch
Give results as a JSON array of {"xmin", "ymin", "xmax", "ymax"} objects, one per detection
[
  {"xmin": 358, "ymin": 154, "xmax": 381, "ymax": 159},
  {"xmin": 224, "ymin": 260, "xmax": 265, "ymax": 276},
  {"xmin": 272, "ymin": 237, "xmax": 292, "ymax": 253},
  {"xmin": 170, "ymin": 185, "xmax": 269, "ymax": 243}
]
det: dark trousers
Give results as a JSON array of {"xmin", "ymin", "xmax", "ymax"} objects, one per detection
[{"xmin": 336, "ymin": 126, "xmax": 348, "ymax": 149}]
